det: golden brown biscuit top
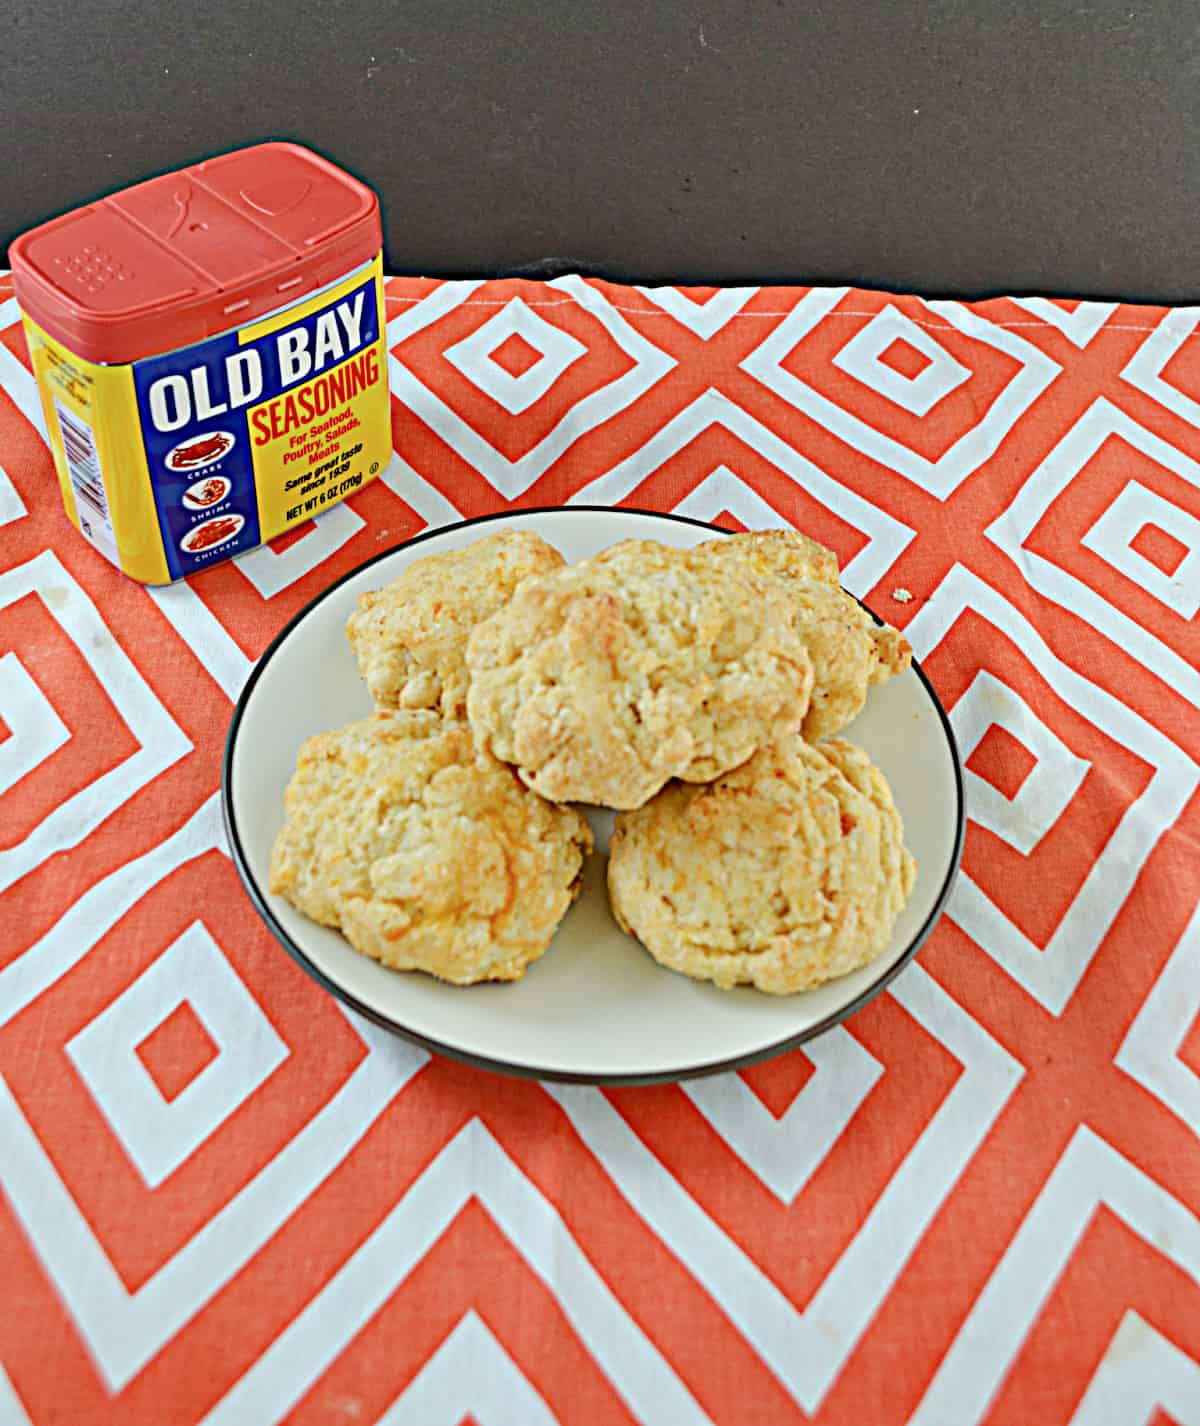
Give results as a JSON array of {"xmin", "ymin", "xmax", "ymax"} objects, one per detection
[
  {"xmin": 465, "ymin": 538, "xmax": 814, "ymax": 809},
  {"xmin": 346, "ymin": 527, "xmax": 565, "ymax": 717},
  {"xmin": 697, "ymin": 529, "xmax": 912, "ymax": 740},
  {"xmin": 268, "ymin": 711, "xmax": 591, "ymax": 984},
  {"xmin": 607, "ymin": 734, "xmax": 916, "ymax": 994}
]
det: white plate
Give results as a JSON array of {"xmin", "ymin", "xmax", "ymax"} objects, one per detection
[{"xmin": 223, "ymin": 508, "xmax": 964, "ymax": 1083}]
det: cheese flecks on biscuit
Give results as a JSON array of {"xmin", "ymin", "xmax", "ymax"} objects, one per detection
[
  {"xmin": 696, "ymin": 529, "xmax": 912, "ymax": 741},
  {"xmin": 465, "ymin": 538, "xmax": 814, "ymax": 810},
  {"xmin": 347, "ymin": 528, "xmax": 565, "ymax": 718},
  {"xmin": 608, "ymin": 734, "xmax": 916, "ymax": 995},
  {"xmin": 269, "ymin": 711, "xmax": 591, "ymax": 984}
]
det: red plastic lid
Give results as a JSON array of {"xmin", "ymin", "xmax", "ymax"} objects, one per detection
[{"xmin": 10, "ymin": 143, "xmax": 382, "ymax": 365}]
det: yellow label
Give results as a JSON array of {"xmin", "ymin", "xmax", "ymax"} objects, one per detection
[
  {"xmin": 24, "ymin": 319, "xmax": 169, "ymax": 582},
  {"xmin": 20, "ymin": 251, "xmax": 390, "ymax": 584},
  {"xmin": 245, "ymin": 338, "xmax": 387, "ymax": 538}
]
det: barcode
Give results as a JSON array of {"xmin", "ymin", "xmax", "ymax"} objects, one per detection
[{"xmin": 55, "ymin": 402, "xmax": 118, "ymax": 561}]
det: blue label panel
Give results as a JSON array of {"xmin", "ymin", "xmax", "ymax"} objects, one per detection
[{"xmin": 131, "ymin": 274, "xmax": 379, "ymax": 579}]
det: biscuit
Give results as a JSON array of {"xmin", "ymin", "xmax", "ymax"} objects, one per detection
[
  {"xmin": 465, "ymin": 538, "xmax": 814, "ymax": 809},
  {"xmin": 269, "ymin": 711, "xmax": 592, "ymax": 984},
  {"xmin": 697, "ymin": 529, "xmax": 911, "ymax": 740},
  {"xmin": 347, "ymin": 528, "xmax": 565, "ymax": 717},
  {"xmin": 607, "ymin": 734, "xmax": 916, "ymax": 995}
]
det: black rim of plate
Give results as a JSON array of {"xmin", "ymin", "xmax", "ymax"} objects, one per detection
[{"xmin": 222, "ymin": 506, "xmax": 966, "ymax": 1086}]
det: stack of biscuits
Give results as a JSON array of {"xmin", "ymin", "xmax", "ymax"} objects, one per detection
[{"xmin": 270, "ymin": 527, "xmax": 917, "ymax": 994}]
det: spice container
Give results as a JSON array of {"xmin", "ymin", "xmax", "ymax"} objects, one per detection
[{"xmin": 10, "ymin": 142, "xmax": 391, "ymax": 582}]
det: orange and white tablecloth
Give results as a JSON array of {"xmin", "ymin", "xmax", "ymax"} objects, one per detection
[{"xmin": 0, "ymin": 271, "xmax": 1197, "ymax": 1426}]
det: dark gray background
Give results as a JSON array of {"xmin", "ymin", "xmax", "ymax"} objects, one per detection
[{"xmin": 5, "ymin": 0, "xmax": 1197, "ymax": 300}]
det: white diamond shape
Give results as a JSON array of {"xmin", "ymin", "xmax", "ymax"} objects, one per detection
[
  {"xmin": 952, "ymin": 670, "xmax": 1090, "ymax": 856},
  {"xmin": 0, "ymin": 457, "xmax": 26, "ymax": 525},
  {"xmin": 906, "ymin": 565, "xmax": 1198, "ymax": 1013},
  {"xmin": 0, "ymin": 651, "xmax": 69, "ymax": 796},
  {"xmin": 567, "ymin": 390, "xmax": 914, "ymax": 596},
  {"xmin": 200, "ymin": 976, "xmax": 1012, "ymax": 1422},
  {"xmin": 379, "ymin": 1311, "xmax": 559, "ymax": 1426},
  {"xmin": 740, "ymin": 288, "xmax": 1060, "ymax": 499},
  {"xmin": 831, "ymin": 305, "xmax": 970, "ymax": 416},
  {"xmin": 235, "ymin": 500, "xmax": 365, "ymax": 599},
  {"xmin": 0, "ymin": 551, "xmax": 191, "ymax": 895},
  {"xmin": 671, "ymin": 463, "xmax": 794, "ymax": 531},
  {"xmin": 0, "ymin": 1360, "xmax": 32, "ymax": 1426},
  {"xmin": 1116, "ymin": 899, "xmax": 1200, "ymax": 1133},
  {"xmin": 1121, "ymin": 305, "xmax": 1200, "ymax": 424},
  {"xmin": 0, "ymin": 795, "xmax": 429, "ymax": 1392},
  {"xmin": 911, "ymin": 1130, "xmax": 1200, "ymax": 1426},
  {"xmin": 67, "ymin": 921, "xmax": 288, "ymax": 1188},
  {"xmin": 0, "ymin": 296, "xmax": 50, "ymax": 446},
  {"xmin": 388, "ymin": 276, "xmax": 675, "ymax": 498},
  {"xmin": 546, "ymin": 965, "xmax": 1021, "ymax": 1414},
  {"xmin": 1009, "ymin": 296, "xmax": 1118, "ymax": 349},
  {"xmin": 145, "ymin": 582, "xmax": 252, "ymax": 703},
  {"xmin": 379, "ymin": 450, "xmax": 465, "ymax": 527},
  {"xmin": 683, "ymin": 1027, "xmax": 882, "ymax": 1203},
  {"xmin": 986, "ymin": 398, "xmax": 1200, "ymax": 707},
  {"xmin": 443, "ymin": 296, "xmax": 587, "ymax": 416},
  {"xmin": 633, "ymin": 284, "xmax": 761, "ymax": 340},
  {"xmin": 1070, "ymin": 1311, "xmax": 1200, "ymax": 1426},
  {"xmin": 1080, "ymin": 479, "xmax": 1200, "ymax": 619},
  {"xmin": 199, "ymin": 1122, "xmax": 707, "ymax": 1426}
]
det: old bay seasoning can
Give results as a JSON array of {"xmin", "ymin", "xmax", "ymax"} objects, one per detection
[{"xmin": 10, "ymin": 142, "xmax": 391, "ymax": 582}]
